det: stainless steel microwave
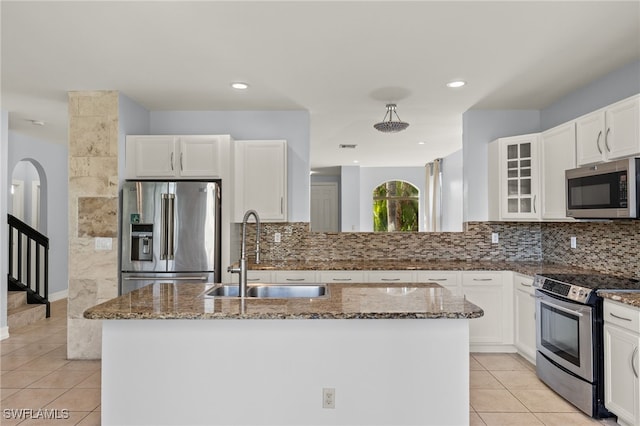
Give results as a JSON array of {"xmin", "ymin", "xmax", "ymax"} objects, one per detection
[{"xmin": 566, "ymin": 158, "xmax": 639, "ymax": 219}]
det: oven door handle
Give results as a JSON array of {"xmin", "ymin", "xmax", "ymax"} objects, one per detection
[{"xmin": 539, "ymin": 299, "xmax": 585, "ymax": 317}]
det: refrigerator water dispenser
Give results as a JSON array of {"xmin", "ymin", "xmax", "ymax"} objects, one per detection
[{"xmin": 131, "ymin": 223, "xmax": 153, "ymax": 261}]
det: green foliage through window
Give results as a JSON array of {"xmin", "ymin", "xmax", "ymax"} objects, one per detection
[{"xmin": 373, "ymin": 181, "xmax": 419, "ymax": 232}]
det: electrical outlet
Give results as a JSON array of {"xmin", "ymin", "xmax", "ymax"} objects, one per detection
[
  {"xmin": 570, "ymin": 236, "xmax": 577, "ymax": 249},
  {"xmin": 95, "ymin": 237, "xmax": 112, "ymax": 251},
  {"xmin": 322, "ymin": 388, "xmax": 335, "ymax": 409},
  {"xmin": 274, "ymin": 232, "xmax": 281, "ymax": 243},
  {"xmin": 491, "ymin": 233, "xmax": 499, "ymax": 244}
]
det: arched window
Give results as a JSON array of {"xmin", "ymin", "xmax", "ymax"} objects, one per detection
[{"xmin": 373, "ymin": 180, "xmax": 419, "ymax": 232}]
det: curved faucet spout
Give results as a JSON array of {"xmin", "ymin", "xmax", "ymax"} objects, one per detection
[{"xmin": 229, "ymin": 210, "xmax": 261, "ymax": 297}]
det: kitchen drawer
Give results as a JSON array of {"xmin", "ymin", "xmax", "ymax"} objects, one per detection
[
  {"xmin": 318, "ymin": 270, "xmax": 365, "ymax": 283},
  {"xmin": 462, "ymin": 271, "xmax": 503, "ymax": 286},
  {"xmin": 273, "ymin": 270, "xmax": 317, "ymax": 283},
  {"xmin": 514, "ymin": 273, "xmax": 535, "ymax": 295},
  {"xmin": 246, "ymin": 270, "xmax": 273, "ymax": 284},
  {"xmin": 366, "ymin": 270, "xmax": 415, "ymax": 283},
  {"xmin": 415, "ymin": 271, "xmax": 460, "ymax": 285},
  {"xmin": 604, "ymin": 300, "xmax": 640, "ymax": 333}
]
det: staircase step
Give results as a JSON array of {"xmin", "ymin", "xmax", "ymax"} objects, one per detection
[
  {"xmin": 8, "ymin": 303, "xmax": 47, "ymax": 330},
  {"xmin": 7, "ymin": 291, "xmax": 27, "ymax": 310}
]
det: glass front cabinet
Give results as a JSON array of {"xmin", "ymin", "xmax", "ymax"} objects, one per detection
[{"xmin": 489, "ymin": 134, "xmax": 541, "ymax": 221}]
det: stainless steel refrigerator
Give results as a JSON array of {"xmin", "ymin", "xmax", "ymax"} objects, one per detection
[{"xmin": 120, "ymin": 180, "xmax": 221, "ymax": 294}]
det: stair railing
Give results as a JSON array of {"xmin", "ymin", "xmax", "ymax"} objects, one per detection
[{"xmin": 7, "ymin": 214, "xmax": 50, "ymax": 317}]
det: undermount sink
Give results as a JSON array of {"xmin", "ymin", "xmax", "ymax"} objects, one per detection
[{"xmin": 203, "ymin": 284, "xmax": 328, "ymax": 299}]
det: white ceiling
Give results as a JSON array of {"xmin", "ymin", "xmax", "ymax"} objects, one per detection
[{"xmin": 2, "ymin": 1, "xmax": 639, "ymax": 168}]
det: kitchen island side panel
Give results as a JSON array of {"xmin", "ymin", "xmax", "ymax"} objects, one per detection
[{"xmin": 102, "ymin": 319, "xmax": 469, "ymax": 426}]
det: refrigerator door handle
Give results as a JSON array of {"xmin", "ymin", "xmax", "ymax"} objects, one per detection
[
  {"xmin": 167, "ymin": 193, "xmax": 175, "ymax": 260},
  {"xmin": 160, "ymin": 194, "xmax": 168, "ymax": 260}
]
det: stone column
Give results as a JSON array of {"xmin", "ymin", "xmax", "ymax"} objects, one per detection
[{"xmin": 67, "ymin": 91, "xmax": 119, "ymax": 359}]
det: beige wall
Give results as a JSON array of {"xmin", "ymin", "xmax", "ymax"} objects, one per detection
[{"xmin": 67, "ymin": 91, "xmax": 119, "ymax": 359}]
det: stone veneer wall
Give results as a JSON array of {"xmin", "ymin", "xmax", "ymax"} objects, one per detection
[
  {"xmin": 68, "ymin": 91, "xmax": 119, "ymax": 359},
  {"xmin": 541, "ymin": 221, "xmax": 640, "ymax": 278},
  {"xmin": 245, "ymin": 222, "xmax": 543, "ymax": 263}
]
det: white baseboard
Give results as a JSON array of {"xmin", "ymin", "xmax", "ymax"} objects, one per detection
[
  {"xmin": 0, "ymin": 326, "xmax": 9, "ymax": 341},
  {"xmin": 48, "ymin": 289, "xmax": 68, "ymax": 302}
]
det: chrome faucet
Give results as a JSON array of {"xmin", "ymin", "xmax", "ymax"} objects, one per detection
[{"xmin": 227, "ymin": 210, "xmax": 261, "ymax": 297}]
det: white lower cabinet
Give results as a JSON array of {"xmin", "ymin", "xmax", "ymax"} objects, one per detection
[
  {"xmin": 245, "ymin": 270, "xmax": 273, "ymax": 284},
  {"xmin": 462, "ymin": 271, "xmax": 514, "ymax": 349},
  {"xmin": 514, "ymin": 273, "xmax": 536, "ymax": 364},
  {"xmin": 416, "ymin": 271, "xmax": 462, "ymax": 296},
  {"xmin": 603, "ymin": 300, "xmax": 640, "ymax": 426},
  {"xmin": 273, "ymin": 270, "xmax": 317, "ymax": 283}
]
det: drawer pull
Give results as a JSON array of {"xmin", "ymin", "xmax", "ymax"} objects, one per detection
[
  {"xmin": 633, "ymin": 347, "xmax": 639, "ymax": 379},
  {"xmin": 428, "ymin": 278, "xmax": 448, "ymax": 281},
  {"xmin": 520, "ymin": 282, "xmax": 532, "ymax": 287},
  {"xmin": 610, "ymin": 312, "xmax": 633, "ymax": 322},
  {"xmin": 473, "ymin": 278, "xmax": 493, "ymax": 282},
  {"xmin": 381, "ymin": 278, "xmax": 401, "ymax": 281},
  {"xmin": 247, "ymin": 278, "xmax": 261, "ymax": 282},
  {"xmin": 285, "ymin": 278, "xmax": 306, "ymax": 282},
  {"xmin": 332, "ymin": 278, "xmax": 353, "ymax": 281}
]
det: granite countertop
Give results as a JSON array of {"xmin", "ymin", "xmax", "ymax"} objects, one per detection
[
  {"xmin": 83, "ymin": 282, "xmax": 484, "ymax": 320},
  {"xmin": 598, "ymin": 291, "xmax": 640, "ymax": 309},
  {"xmin": 249, "ymin": 260, "xmax": 601, "ymax": 277}
]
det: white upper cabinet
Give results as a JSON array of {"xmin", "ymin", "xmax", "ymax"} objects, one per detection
[
  {"xmin": 576, "ymin": 95, "xmax": 640, "ymax": 166},
  {"xmin": 233, "ymin": 140, "xmax": 287, "ymax": 222},
  {"xmin": 488, "ymin": 134, "xmax": 541, "ymax": 221},
  {"xmin": 540, "ymin": 122, "xmax": 576, "ymax": 220},
  {"xmin": 126, "ymin": 135, "xmax": 223, "ymax": 179}
]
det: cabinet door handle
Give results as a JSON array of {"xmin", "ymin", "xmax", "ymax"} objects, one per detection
[
  {"xmin": 381, "ymin": 278, "xmax": 401, "ymax": 281},
  {"xmin": 180, "ymin": 152, "xmax": 184, "ymax": 171},
  {"xmin": 281, "ymin": 197, "xmax": 284, "ymax": 214},
  {"xmin": 605, "ymin": 128, "xmax": 611, "ymax": 152},
  {"xmin": 596, "ymin": 131, "xmax": 603, "ymax": 154},
  {"xmin": 533, "ymin": 195, "xmax": 537, "ymax": 213},
  {"xmin": 610, "ymin": 312, "xmax": 633, "ymax": 321},
  {"xmin": 632, "ymin": 346, "xmax": 638, "ymax": 379},
  {"xmin": 520, "ymin": 282, "xmax": 532, "ymax": 287},
  {"xmin": 170, "ymin": 152, "xmax": 175, "ymax": 171}
]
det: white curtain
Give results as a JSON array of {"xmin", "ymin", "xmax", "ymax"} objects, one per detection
[{"xmin": 425, "ymin": 159, "xmax": 442, "ymax": 232}]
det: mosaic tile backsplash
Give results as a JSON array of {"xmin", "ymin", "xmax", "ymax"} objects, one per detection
[{"xmin": 241, "ymin": 220, "xmax": 639, "ymax": 278}]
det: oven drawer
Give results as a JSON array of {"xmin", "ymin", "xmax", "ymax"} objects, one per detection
[{"xmin": 604, "ymin": 300, "xmax": 640, "ymax": 332}]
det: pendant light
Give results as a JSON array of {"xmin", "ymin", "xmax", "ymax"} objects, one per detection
[{"xmin": 373, "ymin": 103, "xmax": 409, "ymax": 133}]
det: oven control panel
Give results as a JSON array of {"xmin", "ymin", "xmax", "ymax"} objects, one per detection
[{"xmin": 533, "ymin": 275, "xmax": 593, "ymax": 304}]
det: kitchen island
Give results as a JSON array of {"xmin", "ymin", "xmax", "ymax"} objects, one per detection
[{"xmin": 85, "ymin": 282, "xmax": 483, "ymax": 426}]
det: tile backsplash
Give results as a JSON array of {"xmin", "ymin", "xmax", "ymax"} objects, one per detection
[{"xmin": 243, "ymin": 220, "xmax": 639, "ymax": 278}]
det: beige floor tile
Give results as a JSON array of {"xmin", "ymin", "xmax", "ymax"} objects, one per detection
[
  {"xmin": 16, "ymin": 410, "xmax": 91, "ymax": 426},
  {"xmin": 473, "ymin": 354, "xmax": 530, "ymax": 371},
  {"xmin": 470, "ymin": 389, "xmax": 529, "ymax": 412},
  {"xmin": 40, "ymin": 346, "xmax": 68, "ymax": 360},
  {"xmin": 74, "ymin": 371, "xmax": 101, "ymax": 389},
  {"xmin": 533, "ymin": 412, "xmax": 603, "ymax": 425},
  {"xmin": 8, "ymin": 343, "xmax": 63, "ymax": 358},
  {"xmin": 1, "ymin": 387, "xmax": 21, "ymax": 401},
  {"xmin": 1, "ymin": 370, "xmax": 51, "ymax": 388},
  {"xmin": 513, "ymin": 353, "xmax": 537, "ymax": 371},
  {"xmin": 470, "ymin": 411, "xmax": 487, "ymax": 425},
  {"xmin": 470, "ymin": 370, "xmax": 505, "ymax": 389},
  {"xmin": 512, "ymin": 389, "xmax": 579, "ymax": 413},
  {"xmin": 28, "ymin": 370, "xmax": 93, "ymax": 389},
  {"xmin": 0, "ymin": 355, "xmax": 39, "ymax": 370},
  {"xmin": 491, "ymin": 370, "xmax": 548, "ymax": 390},
  {"xmin": 479, "ymin": 412, "xmax": 544, "ymax": 425},
  {"xmin": 46, "ymin": 388, "xmax": 101, "ymax": 412},
  {"xmin": 0, "ymin": 343, "xmax": 27, "ymax": 356},
  {"xmin": 470, "ymin": 355, "xmax": 486, "ymax": 370},
  {"xmin": 38, "ymin": 334, "xmax": 67, "ymax": 344},
  {"xmin": 76, "ymin": 410, "xmax": 101, "ymax": 426},
  {"xmin": 1, "ymin": 388, "xmax": 68, "ymax": 410},
  {"xmin": 57, "ymin": 360, "xmax": 101, "ymax": 372},
  {"xmin": 20, "ymin": 356, "xmax": 70, "ymax": 371}
]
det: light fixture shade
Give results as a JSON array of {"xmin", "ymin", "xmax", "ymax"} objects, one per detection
[{"xmin": 374, "ymin": 104, "xmax": 409, "ymax": 133}]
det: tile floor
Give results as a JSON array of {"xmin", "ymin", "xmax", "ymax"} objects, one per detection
[{"xmin": 0, "ymin": 299, "xmax": 623, "ymax": 426}]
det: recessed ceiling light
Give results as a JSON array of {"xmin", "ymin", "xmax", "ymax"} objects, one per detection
[
  {"xmin": 353, "ymin": 160, "xmax": 359, "ymax": 164},
  {"xmin": 418, "ymin": 141, "xmax": 426, "ymax": 145},
  {"xmin": 446, "ymin": 80, "xmax": 466, "ymax": 88},
  {"xmin": 231, "ymin": 82, "xmax": 249, "ymax": 90}
]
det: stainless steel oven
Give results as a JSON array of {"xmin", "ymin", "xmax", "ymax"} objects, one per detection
[{"xmin": 536, "ymin": 290, "xmax": 594, "ymax": 381}]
